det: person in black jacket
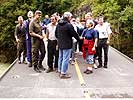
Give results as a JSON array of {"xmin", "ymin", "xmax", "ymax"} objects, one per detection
[{"xmin": 55, "ymin": 12, "xmax": 80, "ymax": 79}]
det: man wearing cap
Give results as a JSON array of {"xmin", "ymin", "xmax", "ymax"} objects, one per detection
[
  {"xmin": 24, "ymin": 11, "xmax": 34, "ymax": 67},
  {"xmin": 29, "ymin": 10, "xmax": 46, "ymax": 73},
  {"xmin": 55, "ymin": 12, "xmax": 80, "ymax": 79}
]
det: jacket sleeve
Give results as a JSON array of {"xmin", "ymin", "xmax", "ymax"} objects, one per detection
[
  {"xmin": 55, "ymin": 24, "xmax": 59, "ymax": 38},
  {"xmin": 14, "ymin": 25, "xmax": 19, "ymax": 38},
  {"xmin": 68, "ymin": 24, "xmax": 80, "ymax": 42}
]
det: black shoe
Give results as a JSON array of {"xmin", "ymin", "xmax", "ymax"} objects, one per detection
[
  {"xmin": 103, "ymin": 65, "xmax": 108, "ymax": 68},
  {"xmin": 38, "ymin": 65, "xmax": 46, "ymax": 71},
  {"xmin": 34, "ymin": 66, "xmax": 41, "ymax": 73},
  {"xmin": 60, "ymin": 74, "xmax": 71, "ymax": 79},
  {"xmin": 46, "ymin": 68, "xmax": 53, "ymax": 73},
  {"xmin": 85, "ymin": 70, "xmax": 93, "ymax": 74},
  {"xmin": 18, "ymin": 60, "xmax": 21, "ymax": 64},
  {"xmin": 84, "ymin": 69, "xmax": 88, "ymax": 73},
  {"xmin": 84, "ymin": 69, "xmax": 93, "ymax": 74},
  {"xmin": 28, "ymin": 62, "xmax": 32, "ymax": 67},
  {"xmin": 97, "ymin": 65, "xmax": 102, "ymax": 68}
]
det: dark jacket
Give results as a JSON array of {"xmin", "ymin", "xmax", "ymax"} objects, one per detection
[{"xmin": 55, "ymin": 18, "xmax": 80, "ymax": 49}]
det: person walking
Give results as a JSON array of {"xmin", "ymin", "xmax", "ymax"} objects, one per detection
[
  {"xmin": 24, "ymin": 11, "xmax": 34, "ymax": 67},
  {"xmin": 29, "ymin": 10, "xmax": 46, "ymax": 73},
  {"xmin": 45, "ymin": 15, "xmax": 59, "ymax": 73},
  {"xmin": 15, "ymin": 16, "xmax": 27, "ymax": 64},
  {"xmin": 55, "ymin": 12, "xmax": 80, "ymax": 79},
  {"xmin": 95, "ymin": 16, "xmax": 112, "ymax": 68}
]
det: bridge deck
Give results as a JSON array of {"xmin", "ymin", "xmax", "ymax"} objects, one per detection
[{"xmin": 0, "ymin": 47, "xmax": 133, "ymax": 98}]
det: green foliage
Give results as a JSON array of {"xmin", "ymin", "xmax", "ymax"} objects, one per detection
[
  {"xmin": 0, "ymin": 0, "xmax": 37, "ymax": 63},
  {"xmin": 0, "ymin": 0, "xmax": 133, "ymax": 63}
]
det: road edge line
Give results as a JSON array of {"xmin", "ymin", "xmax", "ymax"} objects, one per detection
[{"xmin": 0, "ymin": 58, "xmax": 17, "ymax": 80}]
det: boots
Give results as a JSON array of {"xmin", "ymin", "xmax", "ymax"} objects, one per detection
[
  {"xmin": 103, "ymin": 62, "xmax": 107, "ymax": 68},
  {"xmin": 28, "ymin": 62, "xmax": 32, "ymax": 67},
  {"xmin": 38, "ymin": 61, "xmax": 45, "ymax": 71},
  {"xmin": 34, "ymin": 65, "xmax": 41, "ymax": 73}
]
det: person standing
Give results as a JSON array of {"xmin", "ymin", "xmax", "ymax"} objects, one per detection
[
  {"xmin": 81, "ymin": 20, "xmax": 98, "ymax": 74},
  {"xmin": 55, "ymin": 12, "xmax": 80, "ymax": 79},
  {"xmin": 15, "ymin": 16, "xmax": 27, "ymax": 64},
  {"xmin": 45, "ymin": 15, "xmax": 59, "ymax": 73},
  {"xmin": 29, "ymin": 10, "xmax": 46, "ymax": 73},
  {"xmin": 95, "ymin": 16, "xmax": 112, "ymax": 68},
  {"xmin": 24, "ymin": 11, "xmax": 34, "ymax": 67}
]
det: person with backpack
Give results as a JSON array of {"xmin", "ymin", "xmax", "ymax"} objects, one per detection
[{"xmin": 80, "ymin": 20, "xmax": 98, "ymax": 74}]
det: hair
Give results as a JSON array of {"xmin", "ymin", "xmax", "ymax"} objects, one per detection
[
  {"xmin": 18, "ymin": 16, "xmax": 23, "ymax": 21},
  {"xmin": 98, "ymin": 16, "xmax": 104, "ymax": 21},
  {"xmin": 27, "ymin": 11, "xmax": 33, "ymax": 17},
  {"xmin": 35, "ymin": 10, "xmax": 42, "ymax": 15},
  {"xmin": 63, "ymin": 12, "xmax": 72, "ymax": 18},
  {"xmin": 51, "ymin": 15, "xmax": 57, "ymax": 20}
]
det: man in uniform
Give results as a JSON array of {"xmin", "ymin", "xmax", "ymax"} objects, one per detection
[
  {"xmin": 15, "ymin": 16, "xmax": 27, "ymax": 64},
  {"xmin": 29, "ymin": 10, "xmax": 46, "ymax": 73}
]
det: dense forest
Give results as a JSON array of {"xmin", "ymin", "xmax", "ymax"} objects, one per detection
[{"xmin": 0, "ymin": 0, "xmax": 133, "ymax": 63}]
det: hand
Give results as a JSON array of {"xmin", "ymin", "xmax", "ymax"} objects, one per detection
[
  {"xmin": 16, "ymin": 39, "xmax": 20, "ymax": 43},
  {"xmin": 107, "ymin": 40, "xmax": 110, "ymax": 45},
  {"xmin": 80, "ymin": 37, "xmax": 83, "ymax": 40},
  {"xmin": 39, "ymin": 35, "xmax": 44, "ymax": 40},
  {"xmin": 92, "ymin": 47, "xmax": 95, "ymax": 51}
]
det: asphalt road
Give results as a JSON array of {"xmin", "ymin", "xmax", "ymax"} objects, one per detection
[{"xmin": 0, "ymin": 46, "xmax": 133, "ymax": 98}]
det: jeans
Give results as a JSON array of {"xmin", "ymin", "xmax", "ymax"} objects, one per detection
[{"xmin": 58, "ymin": 49, "xmax": 72, "ymax": 74}]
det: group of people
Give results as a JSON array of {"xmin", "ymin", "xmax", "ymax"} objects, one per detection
[{"xmin": 14, "ymin": 10, "xmax": 112, "ymax": 79}]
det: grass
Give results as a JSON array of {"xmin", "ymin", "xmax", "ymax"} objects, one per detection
[{"xmin": 0, "ymin": 63, "xmax": 10, "ymax": 75}]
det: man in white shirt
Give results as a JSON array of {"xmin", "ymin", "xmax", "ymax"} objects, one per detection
[
  {"xmin": 45, "ymin": 15, "xmax": 58, "ymax": 73},
  {"xmin": 95, "ymin": 16, "xmax": 112, "ymax": 68}
]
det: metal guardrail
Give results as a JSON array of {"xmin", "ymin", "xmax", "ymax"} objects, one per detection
[
  {"xmin": 110, "ymin": 46, "xmax": 133, "ymax": 63},
  {"xmin": 0, "ymin": 58, "xmax": 18, "ymax": 81}
]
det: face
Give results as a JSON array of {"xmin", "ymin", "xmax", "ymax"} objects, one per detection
[
  {"xmin": 85, "ymin": 15, "xmax": 92, "ymax": 21},
  {"xmin": 50, "ymin": 16, "xmax": 57, "ymax": 24},
  {"xmin": 18, "ymin": 17, "xmax": 23, "ymax": 24},
  {"xmin": 76, "ymin": 18, "xmax": 80, "ymax": 23},
  {"xmin": 28, "ymin": 16, "xmax": 33, "ymax": 21},
  {"xmin": 71, "ymin": 18, "xmax": 76, "ymax": 24},
  {"xmin": 98, "ymin": 17, "xmax": 104, "ymax": 25},
  {"xmin": 86, "ymin": 22, "xmax": 92, "ymax": 28},
  {"xmin": 36, "ymin": 13, "xmax": 42, "ymax": 20}
]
